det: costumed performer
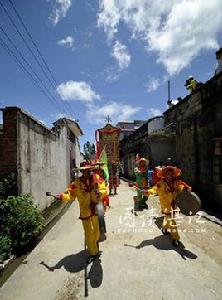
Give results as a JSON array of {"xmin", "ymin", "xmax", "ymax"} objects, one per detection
[
  {"xmin": 57, "ymin": 161, "xmax": 106, "ymax": 264},
  {"xmin": 109, "ymin": 161, "xmax": 119, "ymax": 195},
  {"xmin": 148, "ymin": 165, "xmax": 191, "ymax": 247},
  {"xmin": 134, "ymin": 155, "xmax": 149, "ymax": 211}
]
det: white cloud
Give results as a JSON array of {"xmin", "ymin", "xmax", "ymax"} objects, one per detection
[
  {"xmin": 57, "ymin": 36, "xmax": 74, "ymax": 49},
  {"xmin": 105, "ymin": 67, "xmax": 121, "ymax": 82},
  {"xmin": 48, "ymin": 0, "xmax": 72, "ymax": 26},
  {"xmin": 97, "ymin": 0, "xmax": 121, "ymax": 41},
  {"xmin": 147, "ymin": 108, "xmax": 162, "ymax": 117},
  {"xmin": 104, "ymin": 41, "xmax": 131, "ymax": 82},
  {"xmin": 112, "ymin": 40, "xmax": 131, "ymax": 70},
  {"xmin": 56, "ymin": 81, "xmax": 100, "ymax": 102},
  {"xmin": 98, "ymin": 0, "xmax": 222, "ymax": 75},
  {"xmin": 171, "ymin": 99, "xmax": 179, "ymax": 105},
  {"xmin": 145, "ymin": 78, "xmax": 160, "ymax": 92},
  {"xmin": 86, "ymin": 101, "xmax": 141, "ymax": 124}
]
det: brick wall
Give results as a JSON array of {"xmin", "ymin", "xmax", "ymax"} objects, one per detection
[{"xmin": 0, "ymin": 107, "xmax": 18, "ymax": 176}]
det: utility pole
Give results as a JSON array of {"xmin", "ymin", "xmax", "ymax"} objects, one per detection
[
  {"xmin": 168, "ymin": 80, "xmax": 171, "ymax": 101},
  {"xmin": 167, "ymin": 80, "xmax": 172, "ymax": 108}
]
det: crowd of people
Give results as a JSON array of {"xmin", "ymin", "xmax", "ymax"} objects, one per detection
[
  {"xmin": 46, "ymin": 47, "xmax": 222, "ymax": 268},
  {"xmin": 133, "ymin": 155, "xmax": 192, "ymax": 247},
  {"xmin": 50, "ymin": 154, "xmax": 194, "ymax": 265}
]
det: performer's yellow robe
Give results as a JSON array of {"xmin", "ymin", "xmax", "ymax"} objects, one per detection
[
  {"xmin": 149, "ymin": 180, "xmax": 186, "ymax": 241},
  {"xmin": 187, "ymin": 79, "xmax": 197, "ymax": 93},
  {"xmin": 60, "ymin": 174, "xmax": 106, "ymax": 256}
]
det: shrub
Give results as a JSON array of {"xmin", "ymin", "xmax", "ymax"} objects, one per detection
[
  {"xmin": 0, "ymin": 194, "xmax": 44, "ymax": 255},
  {"xmin": 0, "ymin": 173, "xmax": 17, "ymax": 198},
  {"xmin": 0, "ymin": 234, "xmax": 12, "ymax": 263}
]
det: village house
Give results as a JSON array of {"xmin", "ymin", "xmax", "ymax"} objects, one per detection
[
  {"xmin": 164, "ymin": 71, "xmax": 222, "ymax": 213},
  {"xmin": 120, "ymin": 116, "xmax": 176, "ymax": 178},
  {"xmin": 120, "ymin": 71, "xmax": 222, "ymax": 213},
  {"xmin": 116, "ymin": 120, "xmax": 146, "ymax": 141},
  {"xmin": 0, "ymin": 107, "xmax": 83, "ymax": 211}
]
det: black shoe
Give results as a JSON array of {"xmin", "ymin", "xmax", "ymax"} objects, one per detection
[
  {"xmin": 134, "ymin": 207, "xmax": 143, "ymax": 211},
  {"xmin": 131, "ymin": 209, "xmax": 138, "ymax": 216},
  {"xmin": 172, "ymin": 240, "xmax": 180, "ymax": 247},
  {"xmin": 87, "ymin": 254, "xmax": 98, "ymax": 264},
  {"xmin": 141, "ymin": 203, "xmax": 148, "ymax": 209},
  {"xmin": 162, "ymin": 228, "xmax": 170, "ymax": 235}
]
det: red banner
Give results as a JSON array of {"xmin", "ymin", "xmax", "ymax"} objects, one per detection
[{"xmin": 96, "ymin": 124, "xmax": 120, "ymax": 162}]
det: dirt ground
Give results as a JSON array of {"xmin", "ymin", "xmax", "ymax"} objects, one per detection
[{"xmin": 1, "ymin": 181, "xmax": 222, "ymax": 300}]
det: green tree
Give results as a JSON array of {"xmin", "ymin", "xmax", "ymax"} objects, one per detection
[{"xmin": 83, "ymin": 141, "xmax": 96, "ymax": 161}]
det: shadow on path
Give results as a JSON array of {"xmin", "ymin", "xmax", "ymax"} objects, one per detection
[
  {"xmin": 124, "ymin": 235, "xmax": 198, "ymax": 260},
  {"xmin": 40, "ymin": 250, "xmax": 88, "ymax": 273},
  {"xmin": 40, "ymin": 250, "xmax": 103, "ymax": 289}
]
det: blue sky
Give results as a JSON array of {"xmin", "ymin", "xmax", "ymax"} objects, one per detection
[{"xmin": 0, "ymin": 0, "xmax": 222, "ymax": 148}]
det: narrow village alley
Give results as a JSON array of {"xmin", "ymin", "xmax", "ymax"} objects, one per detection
[
  {"xmin": 1, "ymin": 2, "xmax": 222, "ymax": 300},
  {"xmin": 1, "ymin": 181, "xmax": 222, "ymax": 300}
]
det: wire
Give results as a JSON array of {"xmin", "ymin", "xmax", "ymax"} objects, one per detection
[
  {"xmin": 0, "ymin": 1, "xmax": 75, "ymax": 118},
  {"xmin": 0, "ymin": 26, "xmax": 62, "ymax": 111},
  {"xmin": 7, "ymin": 0, "xmax": 57, "ymax": 85},
  {"xmin": 0, "ymin": 0, "xmax": 77, "ymax": 120},
  {"xmin": 6, "ymin": 0, "xmax": 77, "ymax": 120},
  {"xmin": 0, "ymin": 0, "xmax": 56, "ymax": 90},
  {"xmin": 0, "ymin": 35, "xmax": 62, "ymax": 112}
]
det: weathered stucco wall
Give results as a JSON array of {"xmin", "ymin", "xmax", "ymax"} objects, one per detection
[
  {"xmin": 164, "ymin": 73, "xmax": 222, "ymax": 212},
  {"xmin": 149, "ymin": 135, "xmax": 176, "ymax": 166},
  {"xmin": 17, "ymin": 110, "xmax": 68, "ymax": 211},
  {"xmin": 75, "ymin": 140, "xmax": 81, "ymax": 168},
  {"xmin": 120, "ymin": 122, "xmax": 176, "ymax": 178},
  {"xmin": 0, "ymin": 107, "xmax": 82, "ymax": 211},
  {"xmin": 120, "ymin": 122, "xmax": 148, "ymax": 178}
]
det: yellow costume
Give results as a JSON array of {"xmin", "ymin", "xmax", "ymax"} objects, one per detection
[
  {"xmin": 185, "ymin": 77, "xmax": 198, "ymax": 93},
  {"xmin": 149, "ymin": 166, "xmax": 190, "ymax": 242},
  {"xmin": 60, "ymin": 173, "xmax": 106, "ymax": 256},
  {"xmin": 94, "ymin": 172, "xmax": 110, "ymax": 209},
  {"xmin": 149, "ymin": 181, "xmax": 184, "ymax": 240},
  {"xmin": 90, "ymin": 161, "xmax": 110, "ymax": 207}
]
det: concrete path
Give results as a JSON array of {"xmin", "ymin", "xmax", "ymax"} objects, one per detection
[{"xmin": 1, "ymin": 181, "xmax": 222, "ymax": 300}]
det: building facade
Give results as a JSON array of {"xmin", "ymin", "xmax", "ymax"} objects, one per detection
[
  {"xmin": 120, "ymin": 120, "xmax": 176, "ymax": 179},
  {"xmin": 116, "ymin": 120, "xmax": 146, "ymax": 141},
  {"xmin": 164, "ymin": 72, "xmax": 222, "ymax": 212},
  {"xmin": 120, "ymin": 73, "xmax": 222, "ymax": 213},
  {"xmin": 0, "ymin": 107, "xmax": 83, "ymax": 211}
]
